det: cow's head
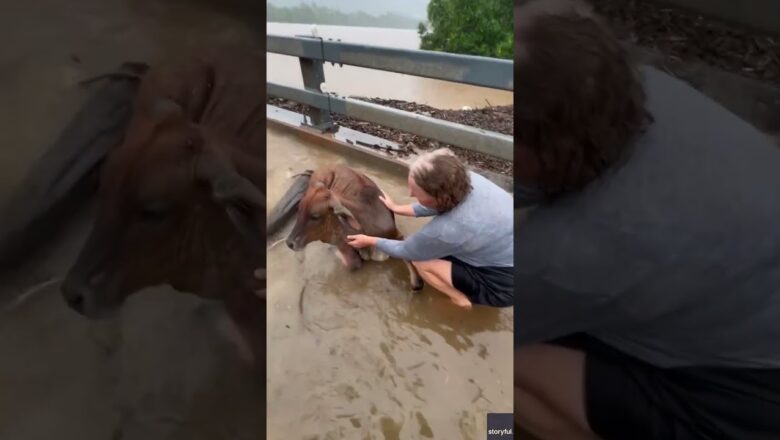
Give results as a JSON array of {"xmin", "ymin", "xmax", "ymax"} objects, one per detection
[
  {"xmin": 286, "ymin": 180, "xmax": 361, "ymax": 251},
  {"xmin": 61, "ymin": 98, "xmax": 265, "ymax": 318}
]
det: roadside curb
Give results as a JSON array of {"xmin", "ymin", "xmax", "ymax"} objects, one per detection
[
  {"xmin": 628, "ymin": 45, "xmax": 780, "ymax": 141},
  {"xmin": 267, "ymin": 105, "xmax": 515, "ymax": 193}
]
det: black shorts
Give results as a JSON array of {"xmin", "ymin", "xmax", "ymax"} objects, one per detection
[
  {"xmin": 550, "ymin": 334, "xmax": 780, "ymax": 440},
  {"xmin": 443, "ymin": 256, "xmax": 513, "ymax": 307}
]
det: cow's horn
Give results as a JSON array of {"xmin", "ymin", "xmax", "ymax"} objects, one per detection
[
  {"xmin": 196, "ymin": 149, "xmax": 265, "ymax": 209},
  {"xmin": 195, "ymin": 148, "xmax": 265, "ymax": 254}
]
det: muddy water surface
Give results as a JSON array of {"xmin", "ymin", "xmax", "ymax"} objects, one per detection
[
  {"xmin": 267, "ymin": 23, "xmax": 513, "ymax": 110},
  {"xmin": 267, "ymin": 126, "xmax": 514, "ymax": 439}
]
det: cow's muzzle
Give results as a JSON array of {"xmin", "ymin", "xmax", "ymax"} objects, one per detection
[
  {"xmin": 61, "ymin": 279, "xmax": 90, "ymax": 315},
  {"xmin": 286, "ymin": 235, "xmax": 304, "ymax": 251},
  {"xmin": 61, "ymin": 274, "xmax": 117, "ymax": 319}
]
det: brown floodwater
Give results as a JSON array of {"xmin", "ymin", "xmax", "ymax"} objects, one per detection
[
  {"xmin": 267, "ymin": 23, "xmax": 513, "ymax": 110},
  {"xmin": 266, "ymin": 126, "xmax": 513, "ymax": 439}
]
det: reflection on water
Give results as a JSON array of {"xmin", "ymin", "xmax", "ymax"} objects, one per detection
[
  {"xmin": 267, "ymin": 126, "xmax": 513, "ymax": 439},
  {"xmin": 267, "ymin": 22, "xmax": 513, "ymax": 110}
]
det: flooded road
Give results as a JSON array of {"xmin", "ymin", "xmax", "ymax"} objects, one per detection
[
  {"xmin": 0, "ymin": 0, "xmax": 263, "ymax": 439},
  {"xmin": 267, "ymin": 23, "xmax": 513, "ymax": 110},
  {"xmin": 267, "ymin": 126, "xmax": 514, "ymax": 439}
]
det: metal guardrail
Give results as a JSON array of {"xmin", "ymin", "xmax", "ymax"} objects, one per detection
[
  {"xmin": 267, "ymin": 35, "xmax": 513, "ymax": 91},
  {"xmin": 267, "ymin": 83, "xmax": 514, "ymax": 161},
  {"xmin": 266, "ymin": 34, "xmax": 514, "ymax": 162}
]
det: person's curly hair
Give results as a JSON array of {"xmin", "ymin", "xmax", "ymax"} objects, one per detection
[
  {"xmin": 516, "ymin": 0, "xmax": 652, "ymax": 196},
  {"xmin": 410, "ymin": 148, "xmax": 471, "ymax": 212}
]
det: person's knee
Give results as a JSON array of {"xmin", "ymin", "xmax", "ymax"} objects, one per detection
[
  {"xmin": 412, "ymin": 261, "xmax": 449, "ymax": 287},
  {"xmin": 410, "ymin": 262, "xmax": 434, "ymax": 285},
  {"xmin": 515, "ymin": 344, "xmax": 547, "ymax": 391},
  {"xmin": 515, "ymin": 344, "xmax": 593, "ymax": 437},
  {"xmin": 515, "ymin": 344, "xmax": 584, "ymax": 394},
  {"xmin": 411, "ymin": 260, "xmax": 433, "ymax": 276},
  {"xmin": 410, "ymin": 259, "xmax": 441, "ymax": 274}
]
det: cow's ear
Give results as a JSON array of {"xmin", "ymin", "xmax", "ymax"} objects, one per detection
[
  {"xmin": 196, "ymin": 148, "xmax": 265, "ymax": 253},
  {"xmin": 313, "ymin": 181, "xmax": 328, "ymax": 196},
  {"xmin": 330, "ymin": 197, "xmax": 361, "ymax": 231}
]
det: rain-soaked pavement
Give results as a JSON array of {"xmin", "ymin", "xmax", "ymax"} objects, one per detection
[
  {"xmin": 0, "ymin": 0, "xmax": 263, "ymax": 439},
  {"xmin": 266, "ymin": 126, "xmax": 513, "ymax": 439}
]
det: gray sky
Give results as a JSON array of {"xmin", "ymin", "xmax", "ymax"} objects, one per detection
[{"xmin": 268, "ymin": 0, "xmax": 430, "ymax": 20}]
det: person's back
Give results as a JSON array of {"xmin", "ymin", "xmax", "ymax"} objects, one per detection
[
  {"xmin": 516, "ymin": 66, "xmax": 780, "ymax": 368},
  {"xmin": 427, "ymin": 171, "xmax": 513, "ymax": 268},
  {"xmin": 513, "ymin": 1, "xmax": 780, "ymax": 438}
]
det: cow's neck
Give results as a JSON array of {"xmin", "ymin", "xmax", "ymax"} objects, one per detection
[{"xmin": 217, "ymin": 147, "xmax": 264, "ymax": 303}]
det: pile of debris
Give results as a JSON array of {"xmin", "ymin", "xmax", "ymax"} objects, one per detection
[
  {"xmin": 591, "ymin": 0, "xmax": 780, "ymax": 84},
  {"xmin": 267, "ymin": 97, "xmax": 514, "ymax": 176},
  {"xmin": 270, "ymin": 1, "xmax": 780, "ymax": 176}
]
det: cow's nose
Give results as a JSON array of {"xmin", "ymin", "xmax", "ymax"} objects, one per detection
[
  {"xmin": 286, "ymin": 238, "xmax": 295, "ymax": 250},
  {"xmin": 61, "ymin": 280, "xmax": 88, "ymax": 314}
]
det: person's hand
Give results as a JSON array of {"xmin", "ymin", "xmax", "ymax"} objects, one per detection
[
  {"xmin": 378, "ymin": 189, "xmax": 397, "ymax": 213},
  {"xmin": 346, "ymin": 234, "xmax": 377, "ymax": 249}
]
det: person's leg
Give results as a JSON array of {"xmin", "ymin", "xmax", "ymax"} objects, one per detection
[
  {"xmin": 411, "ymin": 259, "xmax": 473, "ymax": 309},
  {"xmin": 403, "ymin": 260, "xmax": 424, "ymax": 290},
  {"xmin": 515, "ymin": 343, "xmax": 600, "ymax": 440},
  {"xmin": 515, "ymin": 385, "xmax": 598, "ymax": 440}
]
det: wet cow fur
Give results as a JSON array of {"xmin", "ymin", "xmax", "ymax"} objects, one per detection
[
  {"xmin": 60, "ymin": 47, "xmax": 266, "ymax": 369},
  {"xmin": 284, "ymin": 164, "xmax": 423, "ymax": 290}
]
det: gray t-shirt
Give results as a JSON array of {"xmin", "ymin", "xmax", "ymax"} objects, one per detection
[
  {"xmin": 516, "ymin": 66, "xmax": 780, "ymax": 368},
  {"xmin": 376, "ymin": 171, "xmax": 513, "ymax": 267}
]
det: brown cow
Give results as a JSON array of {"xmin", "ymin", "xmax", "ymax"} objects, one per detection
[
  {"xmin": 283, "ymin": 164, "xmax": 423, "ymax": 290},
  {"xmin": 60, "ymin": 47, "xmax": 266, "ymax": 367}
]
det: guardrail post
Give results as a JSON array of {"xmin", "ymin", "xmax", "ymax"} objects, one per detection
[
  {"xmin": 296, "ymin": 35, "xmax": 335, "ymax": 133},
  {"xmin": 267, "ymin": 35, "xmax": 516, "ymax": 160}
]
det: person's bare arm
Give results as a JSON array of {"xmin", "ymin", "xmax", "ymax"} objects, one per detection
[
  {"xmin": 378, "ymin": 190, "xmax": 414, "ymax": 216},
  {"xmin": 379, "ymin": 189, "xmax": 436, "ymax": 217},
  {"xmin": 386, "ymin": 202, "xmax": 416, "ymax": 217}
]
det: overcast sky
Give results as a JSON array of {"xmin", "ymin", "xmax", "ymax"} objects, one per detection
[{"xmin": 268, "ymin": 0, "xmax": 430, "ymax": 20}]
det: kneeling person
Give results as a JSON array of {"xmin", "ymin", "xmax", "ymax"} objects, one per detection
[{"xmin": 347, "ymin": 148, "xmax": 513, "ymax": 309}]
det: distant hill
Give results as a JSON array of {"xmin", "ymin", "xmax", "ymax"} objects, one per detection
[
  {"xmin": 267, "ymin": 3, "xmax": 422, "ymax": 29},
  {"xmin": 268, "ymin": 0, "xmax": 429, "ymax": 21}
]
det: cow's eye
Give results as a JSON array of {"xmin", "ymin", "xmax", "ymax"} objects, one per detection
[{"xmin": 310, "ymin": 214, "xmax": 321, "ymax": 221}]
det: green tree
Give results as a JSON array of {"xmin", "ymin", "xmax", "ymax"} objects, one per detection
[{"xmin": 418, "ymin": 0, "xmax": 513, "ymax": 59}]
